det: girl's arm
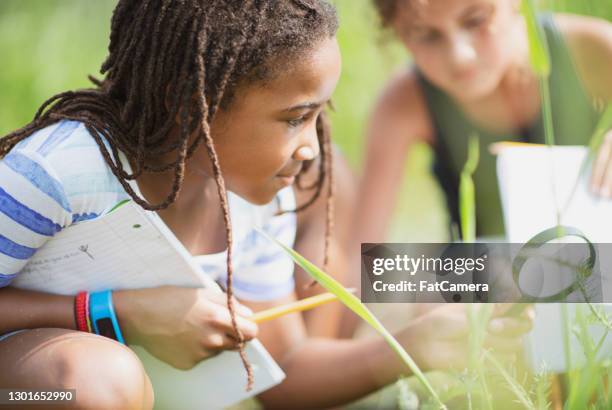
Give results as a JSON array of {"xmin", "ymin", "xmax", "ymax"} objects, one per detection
[
  {"xmin": 293, "ymin": 145, "xmax": 357, "ymax": 338},
  {"xmin": 338, "ymin": 68, "xmax": 435, "ymax": 338},
  {"xmin": 0, "ymin": 287, "xmax": 76, "ymax": 334},
  {"xmin": 1, "ymin": 285, "xmax": 259, "ymax": 370}
]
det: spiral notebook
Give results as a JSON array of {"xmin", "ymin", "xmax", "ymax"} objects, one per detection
[
  {"xmin": 497, "ymin": 144, "xmax": 612, "ymax": 372},
  {"xmin": 11, "ymin": 200, "xmax": 285, "ymax": 409}
]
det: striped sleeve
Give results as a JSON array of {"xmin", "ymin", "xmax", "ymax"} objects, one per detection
[{"xmin": 0, "ymin": 148, "xmax": 72, "ymax": 287}]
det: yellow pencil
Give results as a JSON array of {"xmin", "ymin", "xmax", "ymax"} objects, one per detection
[
  {"xmin": 252, "ymin": 289, "xmax": 356, "ymax": 323},
  {"xmin": 489, "ymin": 141, "xmax": 547, "ymax": 155}
]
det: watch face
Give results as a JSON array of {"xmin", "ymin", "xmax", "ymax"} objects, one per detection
[{"xmin": 96, "ymin": 317, "xmax": 118, "ymax": 340}]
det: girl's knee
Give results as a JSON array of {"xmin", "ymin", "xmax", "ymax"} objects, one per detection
[
  {"xmin": 18, "ymin": 330, "xmax": 154, "ymax": 409},
  {"xmin": 57, "ymin": 337, "xmax": 153, "ymax": 409}
]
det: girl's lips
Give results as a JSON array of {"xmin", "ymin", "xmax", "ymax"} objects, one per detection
[
  {"xmin": 454, "ymin": 68, "xmax": 479, "ymax": 82},
  {"xmin": 276, "ymin": 175, "xmax": 296, "ymax": 186},
  {"xmin": 276, "ymin": 166, "xmax": 302, "ymax": 182}
]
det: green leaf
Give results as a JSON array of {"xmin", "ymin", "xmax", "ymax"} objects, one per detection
[
  {"xmin": 106, "ymin": 199, "xmax": 130, "ymax": 214},
  {"xmin": 256, "ymin": 228, "xmax": 446, "ymax": 409},
  {"xmin": 459, "ymin": 135, "xmax": 479, "ymax": 242},
  {"xmin": 520, "ymin": 0, "xmax": 551, "ymax": 77}
]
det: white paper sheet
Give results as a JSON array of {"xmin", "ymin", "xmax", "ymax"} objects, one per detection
[{"xmin": 497, "ymin": 145, "xmax": 612, "ymax": 372}]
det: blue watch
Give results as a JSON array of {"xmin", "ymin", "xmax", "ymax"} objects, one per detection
[{"xmin": 89, "ymin": 290, "xmax": 125, "ymax": 344}]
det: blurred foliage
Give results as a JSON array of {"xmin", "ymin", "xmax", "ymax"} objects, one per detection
[
  {"xmin": 0, "ymin": 1, "xmax": 610, "ymax": 242},
  {"xmin": 0, "ymin": 1, "xmax": 111, "ymax": 134}
]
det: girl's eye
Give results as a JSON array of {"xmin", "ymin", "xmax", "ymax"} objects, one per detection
[
  {"xmin": 463, "ymin": 9, "xmax": 493, "ymax": 30},
  {"xmin": 287, "ymin": 116, "xmax": 307, "ymax": 128},
  {"xmin": 464, "ymin": 16, "xmax": 486, "ymax": 29},
  {"xmin": 411, "ymin": 29, "xmax": 442, "ymax": 44}
]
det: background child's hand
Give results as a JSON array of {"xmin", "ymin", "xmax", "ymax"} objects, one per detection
[
  {"xmin": 397, "ymin": 304, "xmax": 534, "ymax": 372},
  {"xmin": 114, "ymin": 286, "xmax": 258, "ymax": 370},
  {"xmin": 591, "ymin": 130, "xmax": 612, "ymax": 198}
]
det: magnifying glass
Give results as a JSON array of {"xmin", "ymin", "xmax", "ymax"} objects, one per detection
[{"xmin": 504, "ymin": 225, "xmax": 597, "ymax": 316}]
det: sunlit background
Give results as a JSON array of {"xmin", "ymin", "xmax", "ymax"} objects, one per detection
[{"xmin": 0, "ymin": 0, "xmax": 610, "ymax": 242}]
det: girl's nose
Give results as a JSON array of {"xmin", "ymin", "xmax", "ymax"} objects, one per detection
[
  {"xmin": 294, "ymin": 145, "xmax": 319, "ymax": 161},
  {"xmin": 294, "ymin": 123, "xmax": 321, "ymax": 161},
  {"xmin": 449, "ymin": 33, "xmax": 477, "ymax": 69}
]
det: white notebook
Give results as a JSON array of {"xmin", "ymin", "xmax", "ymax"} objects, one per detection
[
  {"xmin": 497, "ymin": 145, "xmax": 612, "ymax": 372},
  {"xmin": 11, "ymin": 200, "xmax": 285, "ymax": 409}
]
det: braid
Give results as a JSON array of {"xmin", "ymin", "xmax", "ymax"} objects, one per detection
[
  {"xmin": 1, "ymin": 0, "xmax": 338, "ymax": 389},
  {"xmin": 321, "ymin": 113, "xmax": 335, "ymax": 272}
]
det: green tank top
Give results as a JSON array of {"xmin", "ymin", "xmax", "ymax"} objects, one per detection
[{"xmin": 418, "ymin": 13, "xmax": 600, "ymax": 238}]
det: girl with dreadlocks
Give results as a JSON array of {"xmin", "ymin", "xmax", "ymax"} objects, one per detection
[{"xmin": 0, "ymin": 1, "xmax": 523, "ymax": 409}]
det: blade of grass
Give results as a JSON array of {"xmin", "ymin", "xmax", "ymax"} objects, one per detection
[
  {"xmin": 520, "ymin": 0, "xmax": 562, "ymax": 230},
  {"xmin": 533, "ymin": 370, "xmax": 552, "ymax": 410},
  {"xmin": 483, "ymin": 350, "xmax": 536, "ymax": 410},
  {"xmin": 459, "ymin": 134, "xmax": 479, "ymax": 242},
  {"xmin": 106, "ymin": 198, "xmax": 130, "ymax": 214},
  {"xmin": 560, "ymin": 304, "xmax": 573, "ymax": 378},
  {"xmin": 607, "ymin": 362, "xmax": 612, "ymax": 407},
  {"xmin": 566, "ymin": 305, "xmax": 605, "ymax": 408},
  {"xmin": 520, "ymin": 0, "xmax": 551, "ymax": 77},
  {"xmin": 467, "ymin": 304, "xmax": 494, "ymax": 410},
  {"xmin": 256, "ymin": 229, "xmax": 447, "ymax": 409}
]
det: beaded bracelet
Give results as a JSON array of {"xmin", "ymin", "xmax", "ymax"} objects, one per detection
[{"xmin": 74, "ymin": 291, "xmax": 89, "ymax": 332}]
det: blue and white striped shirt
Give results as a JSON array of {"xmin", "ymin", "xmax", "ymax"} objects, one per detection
[{"xmin": 0, "ymin": 120, "xmax": 296, "ymax": 301}]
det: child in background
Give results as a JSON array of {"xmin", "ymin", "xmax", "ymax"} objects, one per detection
[
  {"xmin": 0, "ymin": 1, "xmax": 532, "ymax": 409},
  {"xmin": 357, "ymin": 0, "xmax": 612, "ymax": 241},
  {"xmin": 341, "ymin": 1, "xmax": 610, "ymax": 406}
]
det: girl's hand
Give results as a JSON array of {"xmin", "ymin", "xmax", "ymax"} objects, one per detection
[
  {"xmin": 590, "ymin": 130, "xmax": 612, "ymax": 198},
  {"xmin": 113, "ymin": 286, "xmax": 258, "ymax": 370},
  {"xmin": 397, "ymin": 304, "xmax": 534, "ymax": 372}
]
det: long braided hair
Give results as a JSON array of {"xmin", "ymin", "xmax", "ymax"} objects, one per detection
[{"xmin": 1, "ymin": 0, "xmax": 338, "ymax": 390}]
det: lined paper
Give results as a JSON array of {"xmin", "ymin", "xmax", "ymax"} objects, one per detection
[{"xmin": 14, "ymin": 201, "xmax": 214, "ymax": 293}]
